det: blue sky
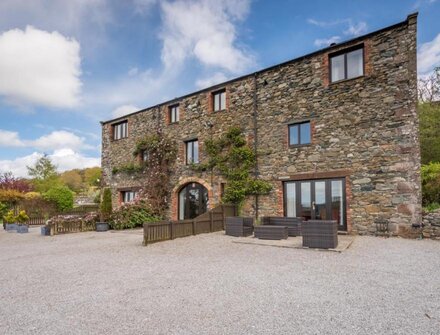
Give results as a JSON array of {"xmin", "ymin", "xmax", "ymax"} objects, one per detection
[{"xmin": 1, "ymin": 0, "xmax": 439, "ymax": 176}]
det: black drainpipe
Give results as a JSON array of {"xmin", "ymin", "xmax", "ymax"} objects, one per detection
[
  {"xmin": 253, "ymin": 74, "xmax": 259, "ymax": 219},
  {"xmin": 156, "ymin": 107, "xmax": 161, "ymax": 133}
]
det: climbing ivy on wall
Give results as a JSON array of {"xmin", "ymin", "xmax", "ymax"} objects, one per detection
[
  {"xmin": 133, "ymin": 132, "xmax": 178, "ymax": 216},
  {"xmin": 194, "ymin": 127, "xmax": 272, "ymax": 207}
]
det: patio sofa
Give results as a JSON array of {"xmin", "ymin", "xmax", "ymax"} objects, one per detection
[{"xmin": 261, "ymin": 216, "xmax": 303, "ymax": 236}]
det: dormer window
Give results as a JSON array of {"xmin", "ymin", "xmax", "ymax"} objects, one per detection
[
  {"xmin": 330, "ymin": 46, "xmax": 364, "ymax": 83},
  {"xmin": 113, "ymin": 121, "xmax": 128, "ymax": 140}
]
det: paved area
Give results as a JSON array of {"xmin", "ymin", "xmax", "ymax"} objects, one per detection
[
  {"xmin": 0, "ymin": 227, "xmax": 439, "ymax": 335},
  {"xmin": 233, "ymin": 234, "xmax": 355, "ymax": 252}
]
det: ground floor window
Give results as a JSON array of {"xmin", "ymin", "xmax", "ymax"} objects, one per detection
[
  {"xmin": 283, "ymin": 178, "xmax": 346, "ymax": 230},
  {"xmin": 178, "ymin": 182, "xmax": 208, "ymax": 220},
  {"xmin": 121, "ymin": 190, "xmax": 137, "ymax": 203}
]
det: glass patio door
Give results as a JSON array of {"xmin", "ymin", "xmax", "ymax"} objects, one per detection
[
  {"xmin": 178, "ymin": 183, "xmax": 209, "ymax": 220},
  {"xmin": 284, "ymin": 178, "xmax": 346, "ymax": 231}
]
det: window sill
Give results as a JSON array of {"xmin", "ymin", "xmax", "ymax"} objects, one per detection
[
  {"xmin": 112, "ymin": 137, "xmax": 128, "ymax": 142},
  {"xmin": 329, "ymin": 75, "xmax": 364, "ymax": 85},
  {"xmin": 289, "ymin": 143, "xmax": 312, "ymax": 149},
  {"xmin": 169, "ymin": 121, "xmax": 180, "ymax": 125},
  {"xmin": 213, "ymin": 108, "xmax": 227, "ymax": 113}
]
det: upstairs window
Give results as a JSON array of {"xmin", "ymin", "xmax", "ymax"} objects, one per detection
[
  {"xmin": 186, "ymin": 139, "xmax": 199, "ymax": 164},
  {"xmin": 289, "ymin": 121, "xmax": 311, "ymax": 146},
  {"xmin": 169, "ymin": 104, "xmax": 180, "ymax": 123},
  {"xmin": 213, "ymin": 89, "xmax": 226, "ymax": 111},
  {"xmin": 330, "ymin": 46, "xmax": 364, "ymax": 83},
  {"xmin": 113, "ymin": 121, "xmax": 128, "ymax": 140},
  {"xmin": 121, "ymin": 190, "xmax": 137, "ymax": 203}
]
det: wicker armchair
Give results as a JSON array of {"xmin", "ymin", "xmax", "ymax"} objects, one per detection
[
  {"xmin": 302, "ymin": 220, "xmax": 338, "ymax": 249},
  {"xmin": 225, "ymin": 217, "xmax": 254, "ymax": 237}
]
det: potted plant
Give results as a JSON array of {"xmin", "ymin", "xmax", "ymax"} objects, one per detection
[
  {"xmin": 96, "ymin": 188, "xmax": 112, "ymax": 232},
  {"xmin": 16, "ymin": 210, "xmax": 30, "ymax": 233},
  {"xmin": 1, "ymin": 202, "xmax": 8, "ymax": 230},
  {"xmin": 3, "ymin": 210, "xmax": 18, "ymax": 232}
]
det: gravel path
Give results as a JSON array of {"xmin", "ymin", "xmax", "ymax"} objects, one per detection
[{"xmin": 0, "ymin": 227, "xmax": 439, "ymax": 335}]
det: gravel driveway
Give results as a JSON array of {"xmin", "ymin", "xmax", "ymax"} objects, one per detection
[{"xmin": 0, "ymin": 227, "xmax": 439, "ymax": 335}]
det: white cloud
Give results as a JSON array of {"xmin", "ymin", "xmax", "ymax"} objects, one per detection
[
  {"xmin": 32, "ymin": 131, "xmax": 92, "ymax": 151},
  {"xmin": 314, "ymin": 36, "xmax": 341, "ymax": 48},
  {"xmin": 0, "ymin": 26, "xmax": 82, "ymax": 108},
  {"xmin": 0, "ymin": 0, "xmax": 111, "ymax": 55},
  {"xmin": 133, "ymin": 0, "xmax": 157, "ymax": 14},
  {"xmin": 418, "ymin": 33, "xmax": 440, "ymax": 75},
  {"xmin": 196, "ymin": 72, "xmax": 229, "ymax": 89},
  {"xmin": 112, "ymin": 104, "xmax": 140, "ymax": 118},
  {"xmin": 0, "ymin": 130, "xmax": 25, "ymax": 147},
  {"xmin": 308, "ymin": 18, "xmax": 368, "ymax": 44},
  {"xmin": 0, "ymin": 129, "xmax": 93, "ymax": 152},
  {"xmin": 0, "ymin": 150, "xmax": 100, "ymax": 178},
  {"xmin": 344, "ymin": 21, "xmax": 367, "ymax": 37},
  {"xmin": 159, "ymin": 0, "xmax": 254, "ymax": 73}
]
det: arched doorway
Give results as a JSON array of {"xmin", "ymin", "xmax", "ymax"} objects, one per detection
[{"xmin": 178, "ymin": 182, "xmax": 209, "ymax": 220}]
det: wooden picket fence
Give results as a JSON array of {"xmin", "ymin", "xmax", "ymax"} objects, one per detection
[
  {"xmin": 143, "ymin": 204, "xmax": 237, "ymax": 245},
  {"xmin": 12, "ymin": 204, "xmax": 99, "ymax": 226},
  {"xmin": 48, "ymin": 218, "xmax": 96, "ymax": 235}
]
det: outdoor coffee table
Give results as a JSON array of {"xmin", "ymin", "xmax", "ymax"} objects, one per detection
[{"xmin": 254, "ymin": 225, "xmax": 288, "ymax": 240}]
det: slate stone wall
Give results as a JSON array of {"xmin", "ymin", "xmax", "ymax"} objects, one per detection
[{"xmin": 101, "ymin": 14, "xmax": 421, "ymax": 236}]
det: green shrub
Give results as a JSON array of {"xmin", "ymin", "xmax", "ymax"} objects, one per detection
[
  {"xmin": 421, "ymin": 162, "xmax": 440, "ymax": 206},
  {"xmin": 16, "ymin": 210, "xmax": 29, "ymax": 224},
  {"xmin": 423, "ymin": 202, "xmax": 440, "ymax": 212},
  {"xmin": 43, "ymin": 186, "xmax": 74, "ymax": 212},
  {"xmin": 0, "ymin": 202, "xmax": 8, "ymax": 222},
  {"xmin": 3, "ymin": 210, "xmax": 16, "ymax": 224},
  {"xmin": 100, "ymin": 188, "xmax": 112, "ymax": 221},
  {"xmin": 109, "ymin": 199, "xmax": 160, "ymax": 230}
]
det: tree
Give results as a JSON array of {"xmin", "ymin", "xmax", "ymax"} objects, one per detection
[
  {"xmin": 27, "ymin": 154, "xmax": 57, "ymax": 180},
  {"xmin": 419, "ymin": 102, "xmax": 440, "ymax": 164},
  {"xmin": 100, "ymin": 188, "xmax": 112, "ymax": 221},
  {"xmin": 27, "ymin": 155, "xmax": 61, "ymax": 192},
  {"xmin": 0, "ymin": 172, "xmax": 32, "ymax": 192},
  {"xmin": 60, "ymin": 170, "xmax": 83, "ymax": 192},
  {"xmin": 84, "ymin": 167, "xmax": 101, "ymax": 187},
  {"xmin": 43, "ymin": 186, "xmax": 74, "ymax": 212},
  {"xmin": 418, "ymin": 67, "xmax": 440, "ymax": 103}
]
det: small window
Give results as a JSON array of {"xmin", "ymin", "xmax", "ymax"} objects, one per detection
[
  {"xmin": 113, "ymin": 121, "xmax": 128, "ymax": 140},
  {"xmin": 213, "ymin": 89, "xmax": 226, "ymax": 112},
  {"xmin": 169, "ymin": 104, "xmax": 180, "ymax": 123},
  {"xmin": 142, "ymin": 150, "xmax": 149, "ymax": 162},
  {"xmin": 289, "ymin": 122, "xmax": 311, "ymax": 146},
  {"xmin": 330, "ymin": 47, "xmax": 364, "ymax": 83},
  {"xmin": 185, "ymin": 139, "xmax": 199, "ymax": 164},
  {"xmin": 121, "ymin": 190, "xmax": 137, "ymax": 203}
]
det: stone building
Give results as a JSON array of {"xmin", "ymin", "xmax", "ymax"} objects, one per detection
[{"xmin": 101, "ymin": 13, "xmax": 421, "ymax": 235}]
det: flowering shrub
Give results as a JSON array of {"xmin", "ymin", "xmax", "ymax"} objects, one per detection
[{"xmin": 109, "ymin": 197, "xmax": 160, "ymax": 230}]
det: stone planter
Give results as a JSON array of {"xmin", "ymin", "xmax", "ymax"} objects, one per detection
[
  {"xmin": 5, "ymin": 223, "xmax": 18, "ymax": 232},
  {"xmin": 41, "ymin": 226, "xmax": 51, "ymax": 236},
  {"xmin": 96, "ymin": 222, "xmax": 109, "ymax": 232},
  {"xmin": 17, "ymin": 224, "xmax": 29, "ymax": 233}
]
